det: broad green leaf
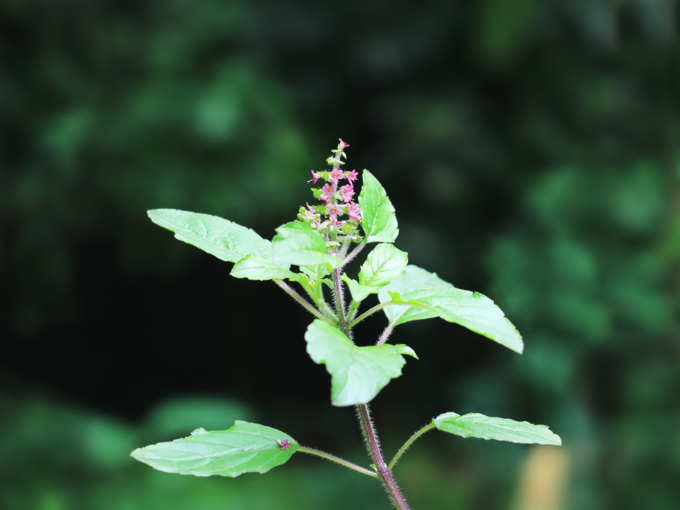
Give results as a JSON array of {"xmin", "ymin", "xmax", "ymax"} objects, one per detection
[
  {"xmin": 341, "ymin": 274, "xmax": 378, "ymax": 303},
  {"xmin": 377, "ymin": 265, "xmax": 452, "ymax": 324},
  {"xmin": 383, "ymin": 264, "xmax": 451, "ymax": 291},
  {"xmin": 378, "ymin": 266, "xmax": 523, "ymax": 353},
  {"xmin": 231, "ymin": 255, "xmax": 296, "ymax": 281},
  {"xmin": 130, "ymin": 421, "xmax": 298, "ymax": 477},
  {"xmin": 433, "ymin": 412, "xmax": 561, "ymax": 445},
  {"xmin": 148, "ymin": 209, "xmax": 272, "ymax": 263},
  {"xmin": 358, "ymin": 244, "xmax": 408, "ymax": 288},
  {"xmin": 272, "ymin": 221, "xmax": 341, "ymax": 268},
  {"xmin": 358, "ymin": 170, "xmax": 399, "ymax": 243},
  {"xmin": 305, "ymin": 320, "xmax": 417, "ymax": 406}
]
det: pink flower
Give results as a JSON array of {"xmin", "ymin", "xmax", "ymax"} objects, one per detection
[
  {"xmin": 329, "ymin": 168, "xmax": 344, "ymax": 184},
  {"xmin": 339, "ymin": 138, "xmax": 350, "ymax": 149},
  {"xmin": 327, "ymin": 204, "xmax": 342, "ymax": 221},
  {"xmin": 346, "ymin": 170, "xmax": 358, "ymax": 182},
  {"xmin": 306, "ymin": 202, "xmax": 315, "ymax": 213},
  {"xmin": 308, "ymin": 170, "xmax": 322, "ymax": 184},
  {"xmin": 340, "ymin": 184, "xmax": 354, "ymax": 203},
  {"xmin": 347, "ymin": 203, "xmax": 361, "ymax": 221},
  {"xmin": 319, "ymin": 183, "xmax": 336, "ymax": 203}
]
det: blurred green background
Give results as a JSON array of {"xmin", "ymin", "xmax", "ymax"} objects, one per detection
[{"xmin": 1, "ymin": 0, "xmax": 679, "ymax": 509}]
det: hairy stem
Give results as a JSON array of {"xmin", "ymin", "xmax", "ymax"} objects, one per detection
[
  {"xmin": 339, "ymin": 241, "xmax": 366, "ymax": 269},
  {"xmin": 348, "ymin": 301, "xmax": 400, "ymax": 328},
  {"xmin": 387, "ymin": 423, "xmax": 435, "ymax": 472},
  {"xmin": 333, "ymin": 268, "xmax": 347, "ymax": 328},
  {"xmin": 274, "ymin": 280, "xmax": 333, "ymax": 324},
  {"xmin": 376, "ymin": 307, "xmax": 411, "ymax": 346},
  {"xmin": 297, "ymin": 446, "xmax": 379, "ymax": 478},
  {"xmin": 357, "ymin": 404, "xmax": 410, "ymax": 510}
]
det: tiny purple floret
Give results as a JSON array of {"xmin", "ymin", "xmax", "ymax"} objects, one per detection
[
  {"xmin": 277, "ymin": 439, "xmax": 291, "ymax": 450},
  {"xmin": 339, "ymin": 138, "xmax": 349, "ymax": 149},
  {"xmin": 340, "ymin": 184, "xmax": 354, "ymax": 203},
  {"xmin": 308, "ymin": 170, "xmax": 322, "ymax": 184},
  {"xmin": 346, "ymin": 170, "xmax": 359, "ymax": 183},
  {"xmin": 319, "ymin": 183, "xmax": 336, "ymax": 203},
  {"xmin": 348, "ymin": 202, "xmax": 362, "ymax": 221}
]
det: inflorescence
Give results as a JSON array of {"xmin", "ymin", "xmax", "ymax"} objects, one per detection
[{"xmin": 298, "ymin": 139, "xmax": 363, "ymax": 254}]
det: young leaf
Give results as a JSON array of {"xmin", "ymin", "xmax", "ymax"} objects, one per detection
[
  {"xmin": 272, "ymin": 221, "xmax": 341, "ymax": 268},
  {"xmin": 378, "ymin": 266, "xmax": 523, "ymax": 353},
  {"xmin": 358, "ymin": 170, "xmax": 399, "ymax": 243},
  {"xmin": 300, "ymin": 262, "xmax": 331, "ymax": 281},
  {"xmin": 305, "ymin": 320, "xmax": 417, "ymax": 406},
  {"xmin": 231, "ymin": 255, "xmax": 296, "ymax": 281},
  {"xmin": 148, "ymin": 209, "xmax": 272, "ymax": 263},
  {"xmin": 358, "ymin": 244, "xmax": 408, "ymax": 288},
  {"xmin": 291, "ymin": 273, "xmax": 331, "ymax": 306},
  {"xmin": 433, "ymin": 412, "xmax": 561, "ymax": 445},
  {"xmin": 130, "ymin": 421, "xmax": 298, "ymax": 477},
  {"xmin": 341, "ymin": 274, "xmax": 378, "ymax": 303}
]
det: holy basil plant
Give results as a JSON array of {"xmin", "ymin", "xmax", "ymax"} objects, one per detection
[{"xmin": 131, "ymin": 139, "xmax": 561, "ymax": 510}]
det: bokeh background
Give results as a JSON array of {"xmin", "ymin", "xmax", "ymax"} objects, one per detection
[{"xmin": 2, "ymin": 0, "xmax": 679, "ymax": 509}]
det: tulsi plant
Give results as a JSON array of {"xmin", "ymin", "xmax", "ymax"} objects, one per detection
[{"xmin": 131, "ymin": 139, "xmax": 561, "ymax": 509}]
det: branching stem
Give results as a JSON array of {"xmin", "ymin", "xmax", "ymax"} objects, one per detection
[
  {"xmin": 348, "ymin": 301, "xmax": 401, "ymax": 328},
  {"xmin": 387, "ymin": 423, "xmax": 435, "ymax": 472},
  {"xmin": 274, "ymin": 280, "xmax": 333, "ymax": 325},
  {"xmin": 375, "ymin": 307, "xmax": 411, "ymax": 346},
  {"xmin": 339, "ymin": 241, "xmax": 366, "ymax": 269},
  {"xmin": 297, "ymin": 446, "xmax": 379, "ymax": 478},
  {"xmin": 333, "ymin": 268, "xmax": 347, "ymax": 328}
]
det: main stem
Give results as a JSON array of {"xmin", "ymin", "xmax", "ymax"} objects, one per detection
[
  {"xmin": 332, "ymin": 249, "xmax": 409, "ymax": 509},
  {"xmin": 357, "ymin": 404, "xmax": 410, "ymax": 510}
]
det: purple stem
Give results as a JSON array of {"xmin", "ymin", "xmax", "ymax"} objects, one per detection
[
  {"xmin": 375, "ymin": 307, "xmax": 411, "ymax": 346},
  {"xmin": 357, "ymin": 404, "xmax": 410, "ymax": 510}
]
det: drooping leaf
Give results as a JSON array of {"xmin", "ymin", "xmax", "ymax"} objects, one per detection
[
  {"xmin": 305, "ymin": 320, "xmax": 417, "ymax": 406},
  {"xmin": 358, "ymin": 170, "xmax": 399, "ymax": 243},
  {"xmin": 272, "ymin": 221, "xmax": 341, "ymax": 268},
  {"xmin": 130, "ymin": 421, "xmax": 298, "ymax": 477},
  {"xmin": 433, "ymin": 412, "xmax": 561, "ymax": 445},
  {"xmin": 378, "ymin": 266, "xmax": 523, "ymax": 353},
  {"xmin": 148, "ymin": 209, "xmax": 272, "ymax": 263},
  {"xmin": 358, "ymin": 244, "xmax": 408, "ymax": 288},
  {"xmin": 341, "ymin": 274, "xmax": 378, "ymax": 303},
  {"xmin": 231, "ymin": 255, "xmax": 296, "ymax": 281}
]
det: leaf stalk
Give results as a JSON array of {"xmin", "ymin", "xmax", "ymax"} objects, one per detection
[
  {"xmin": 387, "ymin": 423, "xmax": 435, "ymax": 471},
  {"xmin": 297, "ymin": 446, "xmax": 379, "ymax": 478}
]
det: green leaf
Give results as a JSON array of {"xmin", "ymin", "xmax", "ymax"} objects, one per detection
[
  {"xmin": 378, "ymin": 266, "xmax": 523, "ymax": 353},
  {"xmin": 383, "ymin": 264, "xmax": 451, "ymax": 290},
  {"xmin": 272, "ymin": 221, "xmax": 341, "ymax": 268},
  {"xmin": 231, "ymin": 255, "xmax": 296, "ymax": 281},
  {"xmin": 433, "ymin": 412, "xmax": 561, "ymax": 445},
  {"xmin": 300, "ymin": 263, "xmax": 332, "ymax": 281},
  {"xmin": 358, "ymin": 244, "xmax": 408, "ymax": 288},
  {"xmin": 291, "ymin": 273, "xmax": 329, "ymax": 306},
  {"xmin": 358, "ymin": 170, "xmax": 399, "ymax": 243},
  {"xmin": 341, "ymin": 274, "xmax": 378, "ymax": 303},
  {"xmin": 130, "ymin": 421, "xmax": 298, "ymax": 477},
  {"xmin": 305, "ymin": 320, "xmax": 416, "ymax": 406},
  {"xmin": 148, "ymin": 209, "xmax": 272, "ymax": 263}
]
